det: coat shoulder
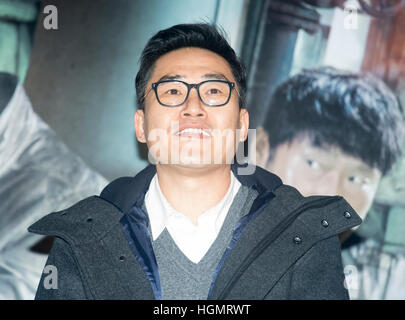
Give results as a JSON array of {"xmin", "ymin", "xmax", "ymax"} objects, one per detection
[
  {"xmin": 28, "ymin": 196, "xmax": 123, "ymax": 244},
  {"xmin": 272, "ymin": 184, "xmax": 362, "ymax": 239}
]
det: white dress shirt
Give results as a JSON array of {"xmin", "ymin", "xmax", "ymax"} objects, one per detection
[{"xmin": 144, "ymin": 171, "xmax": 241, "ymax": 264}]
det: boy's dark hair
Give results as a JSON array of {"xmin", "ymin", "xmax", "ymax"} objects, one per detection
[
  {"xmin": 135, "ymin": 23, "xmax": 246, "ymax": 110},
  {"xmin": 263, "ymin": 66, "xmax": 405, "ymax": 176}
]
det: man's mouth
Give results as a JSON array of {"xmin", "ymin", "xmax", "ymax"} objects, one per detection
[{"xmin": 175, "ymin": 127, "xmax": 212, "ymax": 138}]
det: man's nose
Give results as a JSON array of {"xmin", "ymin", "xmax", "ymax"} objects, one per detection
[
  {"xmin": 314, "ymin": 170, "xmax": 343, "ymax": 196},
  {"xmin": 181, "ymin": 87, "xmax": 206, "ymax": 118}
]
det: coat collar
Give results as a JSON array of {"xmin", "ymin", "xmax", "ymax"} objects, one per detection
[{"xmin": 100, "ymin": 163, "xmax": 283, "ymax": 214}]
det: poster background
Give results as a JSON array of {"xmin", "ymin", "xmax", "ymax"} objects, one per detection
[{"xmin": 1, "ymin": 0, "xmax": 405, "ymax": 299}]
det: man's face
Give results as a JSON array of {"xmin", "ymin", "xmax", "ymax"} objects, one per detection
[
  {"xmin": 261, "ymin": 132, "xmax": 382, "ymax": 221},
  {"xmin": 134, "ymin": 47, "xmax": 248, "ymax": 168}
]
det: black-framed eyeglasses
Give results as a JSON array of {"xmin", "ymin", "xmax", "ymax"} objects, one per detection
[{"xmin": 149, "ymin": 80, "xmax": 237, "ymax": 107}]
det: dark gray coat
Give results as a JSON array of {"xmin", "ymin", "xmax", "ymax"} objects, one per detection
[{"xmin": 28, "ymin": 165, "xmax": 361, "ymax": 300}]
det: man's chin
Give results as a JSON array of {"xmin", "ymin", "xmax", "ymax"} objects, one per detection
[{"xmin": 157, "ymin": 160, "xmax": 229, "ymax": 170}]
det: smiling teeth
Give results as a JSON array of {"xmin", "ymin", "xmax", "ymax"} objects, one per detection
[{"xmin": 177, "ymin": 128, "xmax": 211, "ymax": 136}]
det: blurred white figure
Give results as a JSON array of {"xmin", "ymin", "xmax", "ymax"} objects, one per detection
[{"xmin": 0, "ymin": 73, "xmax": 108, "ymax": 299}]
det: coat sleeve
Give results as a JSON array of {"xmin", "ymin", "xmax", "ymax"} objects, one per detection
[
  {"xmin": 287, "ymin": 235, "xmax": 350, "ymax": 300},
  {"xmin": 35, "ymin": 237, "xmax": 88, "ymax": 300}
]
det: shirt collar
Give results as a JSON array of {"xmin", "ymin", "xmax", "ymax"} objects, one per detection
[{"xmin": 145, "ymin": 171, "xmax": 241, "ymax": 241}]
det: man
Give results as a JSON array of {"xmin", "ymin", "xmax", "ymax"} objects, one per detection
[
  {"xmin": 29, "ymin": 24, "xmax": 361, "ymax": 300},
  {"xmin": 253, "ymin": 67, "xmax": 405, "ymax": 299}
]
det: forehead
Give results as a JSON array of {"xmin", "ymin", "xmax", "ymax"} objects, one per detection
[{"xmin": 149, "ymin": 47, "xmax": 234, "ymax": 81}]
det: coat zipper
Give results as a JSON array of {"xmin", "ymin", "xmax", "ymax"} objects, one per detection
[{"xmin": 216, "ymin": 196, "xmax": 342, "ymax": 299}]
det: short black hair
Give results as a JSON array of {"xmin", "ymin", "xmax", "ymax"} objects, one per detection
[
  {"xmin": 135, "ymin": 23, "xmax": 246, "ymax": 110},
  {"xmin": 263, "ymin": 66, "xmax": 405, "ymax": 176}
]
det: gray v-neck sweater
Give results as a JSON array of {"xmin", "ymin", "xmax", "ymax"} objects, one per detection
[{"xmin": 143, "ymin": 185, "xmax": 258, "ymax": 299}]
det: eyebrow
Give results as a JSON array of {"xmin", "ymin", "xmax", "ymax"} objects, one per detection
[
  {"xmin": 306, "ymin": 147, "xmax": 378, "ymax": 175},
  {"xmin": 157, "ymin": 74, "xmax": 183, "ymax": 82},
  {"xmin": 353, "ymin": 164, "xmax": 377, "ymax": 176},
  {"xmin": 202, "ymin": 73, "xmax": 229, "ymax": 81},
  {"xmin": 157, "ymin": 73, "xmax": 230, "ymax": 82}
]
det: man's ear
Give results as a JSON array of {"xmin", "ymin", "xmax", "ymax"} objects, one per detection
[
  {"xmin": 252, "ymin": 126, "xmax": 271, "ymax": 168},
  {"xmin": 134, "ymin": 109, "xmax": 146, "ymax": 143},
  {"xmin": 239, "ymin": 108, "xmax": 249, "ymax": 142}
]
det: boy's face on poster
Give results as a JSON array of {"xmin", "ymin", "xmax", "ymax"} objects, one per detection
[
  {"xmin": 264, "ymin": 133, "xmax": 382, "ymax": 221},
  {"xmin": 134, "ymin": 47, "xmax": 248, "ymax": 168}
]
